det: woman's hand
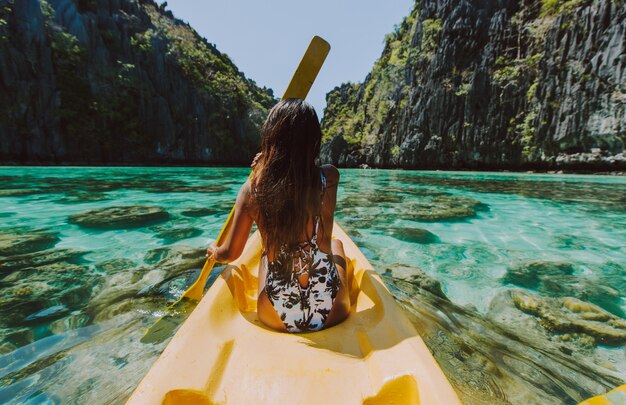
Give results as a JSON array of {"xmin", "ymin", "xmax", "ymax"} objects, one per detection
[
  {"xmin": 206, "ymin": 243, "xmax": 219, "ymax": 262},
  {"xmin": 251, "ymin": 153, "xmax": 262, "ymax": 169}
]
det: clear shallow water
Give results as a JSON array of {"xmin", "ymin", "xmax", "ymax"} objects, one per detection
[{"xmin": 0, "ymin": 167, "xmax": 624, "ymax": 404}]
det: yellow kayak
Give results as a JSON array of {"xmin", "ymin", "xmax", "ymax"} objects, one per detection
[
  {"xmin": 579, "ymin": 384, "xmax": 626, "ymax": 405},
  {"xmin": 127, "ymin": 224, "xmax": 461, "ymax": 404}
]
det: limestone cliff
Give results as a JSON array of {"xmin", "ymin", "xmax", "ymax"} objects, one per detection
[
  {"xmin": 321, "ymin": 0, "xmax": 626, "ymax": 171},
  {"xmin": 0, "ymin": 0, "xmax": 275, "ymax": 164}
]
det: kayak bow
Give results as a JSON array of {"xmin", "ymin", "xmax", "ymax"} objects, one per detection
[{"xmin": 128, "ymin": 224, "xmax": 461, "ymax": 405}]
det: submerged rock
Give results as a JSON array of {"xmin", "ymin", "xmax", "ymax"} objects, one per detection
[
  {"xmin": 0, "ymin": 248, "xmax": 84, "ymax": 272},
  {"xmin": 207, "ymin": 200, "xmax": 236, "ymax": 213},
  {"xmin": 385, "ymin": 187, "xmax": 448, "ymax": 197},
  {"xmin": 95, "ymin": 258, "xmax": 138, "ymax": 274},
  {"xmin": 69, "ymin": 206, "xmax": 170, "ymax": 229},
  {"xmin": 180, "ymin": 208, "xmax": 221, "ymax": 218},
  {"xmin": 0, "ymin": 326, "xmax": 35, "ymax": 350},
  {"xmin": 143, "ymin": 248, "xmax": 172, "ymax": 266},
  {"xmin": 0, "ymin": 189, "xmax": 41, "ymax": 197},
  {"xmin": 432, "ymin": 196, "xmax": 488, "ymax": 211},
  {"xmin": 388, "ymin": 227, "xmax": 440, "ymax": 244},
  {"xmin": 511, "ymin": 290, "xmax": 626, "ymax": 346},
  {"xmin": 0, "ymin": 229, "xmax": 59, "ymax": 257},
  {"xmin": 154, "ymin": 227, "xmax": 203, "ymax": 243},
  {"xmin": 402, "ymin": 203, "xmax": 476, "ymax": 222},
  {"xmin": 149, "ymin": 184, "xmax": 229, "ymax": 194},
  {"xmin": 0, "ymin": 240, "xmax": 95, "ymax": 332},
  {"xmin": 0, "ymin": 257, "xmax": 102, "ymax": 329},
  {"xmin": 396, "ymin": 195, "xmax": 487, "ymax": 222},
  {"xmin": 145, "ymin": 246, "xmax": 206, "ymax": 276},
  {"xmin": 502, "ymin": 261, "xmax": 576, "ymax": 289},
  {"xmin": 87, "ymin": 245, "xmax": 206, "ymax": 320},
  {"xmin": 388, "ymin": 278, "xmax": 625, "ymax": 404},
  {"xmin": 538, "ymin": 276, "xmax": 624, "ymax": 318},
  {"xmin": 501, "ymin": 261, "xmax": 623, "ymax": 316},
  {"xmin": 86, "ymin": 269, "xmax": 167, "ymax": 321},
  {"xmin": 382, "ymin": 264, "xmax": 447, "ymax": 299},
  {"xmin": 343, "ymin": 192, "xmax": 405, "ymax": 207},
  {"xmin": 49, "ymin": 313, "xmax": 90, "ymax": 335},
  {"xmin": 592, "ymin": 261, "xmax": 626, "ymax": 292},
  {"xmin": 89, "ymin": 246, "xmax": 207, "ymax": 320}
]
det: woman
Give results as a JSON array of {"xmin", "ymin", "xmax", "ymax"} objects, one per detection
[{"xmin": 206, "ymin": 99, "xmax": 351, "ymax": 333}]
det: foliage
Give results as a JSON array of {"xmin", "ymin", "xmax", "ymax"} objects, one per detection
[
  {"xmin": 39, "ymin": 0, "xmax": 55, "ymax": 20},
  {"xmin": 541, "ymin": 0, "xmax": 590, "ymax": 16},
  {"xmin": 493, "ymin": 65, "xmax": 522, "ymax": 84},
  {"xmin": 131, "ymin": 29, "xmax": 156, "ymax": 53},
  {"xmin": 0, "ymin": 17, "xmax": 7, "ymax": 43},
  {"xmin": 51, "ymin": 31, "xmax": 84, "ymax": 67},
  {"xmin": 143, "ymin": 4, "xmax": 274, "ymax": 118},
  {"xmin": 421, "ymin": 18, "xmax": 443, "ymax": 55},
  {"xmin": 0, "ymin": 0, "xmax": 274, "ymax": 163},
  {"xmin": 493, "ymin": 53, "xmax": 544, "ymax": 86},
  {"xmin": 0, "ymin": 4, "xmax": 10, "ymax": 70},
  {"xmin": 50, "ymin": 25, "xmax": 150, "ymax": 158},
  {"xmin": 391, "ymin": 145, "xmax": 401, "ymax": 159},
  {"xmin": 129, "ymin": 2, "xmax": 275, "ymax": 155},
  {"xmin": 322, "ymin": 83, "xmax": 362, "ymax": 143},
  {"xmin": 515, "ymin": 109, "xmax": 539, "ymax": 159},
  {"xmin": 321, "ymin": 4, "xmax": 420, "ymax": 154},
  {"xmin": 527, "ymin": 81, "xmax": 538, "ymax": 102},
  {"xmin": 455, "ymin": 83, "xmax": 471, "ymax": 97},
  {"xmin": 51, "ymin": 31, "xmax": 92, "ymax": 150},
  {"xmin": 526, "ymin": 53, "xmax": 543, "ymax": 70}
]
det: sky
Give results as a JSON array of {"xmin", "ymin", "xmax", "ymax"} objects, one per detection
[{"xmin": 166, "ymin": 1, "xmax": 414, "ymax": 117}]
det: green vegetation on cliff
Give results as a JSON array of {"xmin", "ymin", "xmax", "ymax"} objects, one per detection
[
  {"xmin": 321, "ymin": 0, "xmax": 625, "ymax": 170},
  {"xmin": 322, "ymin": 5, "xmax": 418, "ymax": 157},
  {"xmin": 0, "ymin": 0, "xmax": 276, "ymax": 164}
]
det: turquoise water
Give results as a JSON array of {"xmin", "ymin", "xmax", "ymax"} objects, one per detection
[{"xmin": 0, "ymin": 167, "xmax": 624, "ymax": 404}]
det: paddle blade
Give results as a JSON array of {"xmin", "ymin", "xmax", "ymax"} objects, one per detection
[
  {"xmin": 180, "ymin": 257, "xmax": 216, "ymax": 302},
  {"xmin": 282, "ymin": 36, "xmax": 330, "ymax": 99},
  {"xmin": 140, "ymin": 300, "xmax": 196, "ymax": 345},
  {"xmin": 142, "ymin": 259, "xmax": 216, "ymax": 343}
]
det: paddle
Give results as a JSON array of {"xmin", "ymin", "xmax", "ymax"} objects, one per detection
[{"xmin": 141, "ymin": 36, "xmax": 331, "ymax": 344}]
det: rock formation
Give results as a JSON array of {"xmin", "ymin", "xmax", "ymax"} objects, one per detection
[
  {"xmin": 321, "ymin": 0, "xmax": 626, "ymax": 171},
  {"xmin": 0, "ymin": 0, "xmax": 275, "ymax": 164}
]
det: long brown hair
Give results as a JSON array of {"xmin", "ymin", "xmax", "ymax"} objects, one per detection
[{"xmin": 252, "ymin": 99, "xmax": 322, "ymax": 255}]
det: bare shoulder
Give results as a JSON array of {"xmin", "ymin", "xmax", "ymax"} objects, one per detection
[
  {"xmin": 320, "ymin": 164, "xmax": 339, "ymax": 187},
  {"xmin": 239, "ymin": 178, "xmax": 252, "ymax": 196},
  {"xmin": 237, "ymin": 179, "xmax": 254, "ymax": 209}
]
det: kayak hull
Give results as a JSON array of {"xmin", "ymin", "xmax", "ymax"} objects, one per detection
[{"xmin": 128, "ymin": 224, "xmax": 460, "ymax": 405}]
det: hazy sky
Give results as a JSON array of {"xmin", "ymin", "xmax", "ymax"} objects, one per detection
[{"xmin": 166, "ymin": 1, "xmax": 414, "ymax": 116}]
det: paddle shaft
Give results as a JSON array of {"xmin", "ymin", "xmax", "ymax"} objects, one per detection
[{"xmin": 181, "ymin": 36, "xmax": 331, "ymax": 302}]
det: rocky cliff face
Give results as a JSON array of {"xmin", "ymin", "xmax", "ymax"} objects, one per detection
[
  {"xmin": 321, "ymin": 0, "xmax": 626, "ymax": 171},
  {"xmin": 0, "ymin": 0, "xmax": 275, "ymax": 164}
]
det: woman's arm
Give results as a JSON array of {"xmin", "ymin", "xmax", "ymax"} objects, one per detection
[
  {"xmin": 321, "ymin": 164, "xmax": 339, "ymax": 213},
  {"xmin": 207, "ymin": 181, "xmax": 254, "ymax": 263}
]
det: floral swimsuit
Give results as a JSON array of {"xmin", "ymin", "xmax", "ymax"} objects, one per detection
[{"xmin": 261, "ymin": 172, "xmax": 342, "ymax": 333}]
